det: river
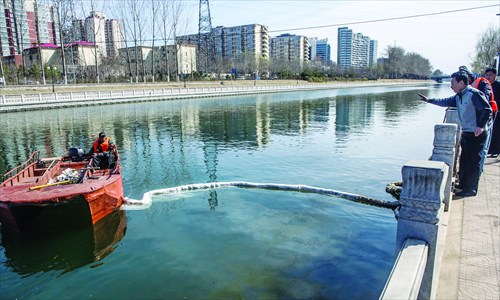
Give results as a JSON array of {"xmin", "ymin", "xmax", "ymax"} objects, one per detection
[{"xmin": 0, "ymin": 82, "xmax": 452, "ymax": 299}]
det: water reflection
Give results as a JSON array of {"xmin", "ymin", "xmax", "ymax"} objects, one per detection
[
  {"xmin": 1, "ymin": 210, "xmax": 126, "ymax": 276},
  {"xmin": 0, "ymin": 88, "xmax": 423, "ymax": 175}
]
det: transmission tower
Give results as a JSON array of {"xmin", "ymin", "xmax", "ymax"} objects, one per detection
[{"xmin": 198, "ymin": 0, "xmax": 215, "ymax": 73}]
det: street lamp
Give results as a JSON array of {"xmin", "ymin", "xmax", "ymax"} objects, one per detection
[{"xmin": 50, "ymin": 66, "xmax": 57, "ymax": 93}]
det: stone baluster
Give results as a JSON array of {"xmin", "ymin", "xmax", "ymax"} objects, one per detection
[
  {"xmin": 431, "ymin": 124, "xmax": 458, "ymax": 211},
  {"xmin": 396, "ymin": 160, "xmax": 448, "ymax": 299}
]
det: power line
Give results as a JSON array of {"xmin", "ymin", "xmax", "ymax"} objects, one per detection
[
  {"xmin": 268, "ymin": 4, "xmax": 499, "ymax": 33},
  {"xmin": 5, "ymin": 4, "xmax": 498, "ymax": 47}
]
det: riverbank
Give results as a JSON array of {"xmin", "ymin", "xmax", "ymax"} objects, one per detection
[
  {"xmin": 0, "ymin": 79, "xmax": 431, "ymax": 113},
  {"xmin": 0, "ymin": 79, "xmax": 429, "ymax": 95}
]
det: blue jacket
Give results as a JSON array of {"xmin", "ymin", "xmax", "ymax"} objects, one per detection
[{"xmin": 428, "ymin": 86, "xmax": 492, "ymax": 133}]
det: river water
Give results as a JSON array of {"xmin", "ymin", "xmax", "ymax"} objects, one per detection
[{"xmin": 0, "ymin": 83, "xmax": 451, "ymax": 299}]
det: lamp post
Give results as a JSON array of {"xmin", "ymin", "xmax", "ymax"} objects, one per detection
[{"xmin": 51, "ymin": 66, "xmax": 57, "ymax": 93}]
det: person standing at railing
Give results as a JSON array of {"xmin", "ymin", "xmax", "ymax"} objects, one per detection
[
  {"xmin": 418, "ymin": 71, "xmax": 492, "ymax": 197},
  {"xmin": 484, "ymin": 67, "xmax": 500, "ymax": 158}
]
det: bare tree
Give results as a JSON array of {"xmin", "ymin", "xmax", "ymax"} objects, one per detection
[
  {"xmin": 160, "ymin": 1, "xmax": 172, "ymax": 82},
  {"xmin": 471, "ymin": 25, "xmax": 500, "ymax": 72},
  {"xmin": 149, "ymin": 0, "xmax": 160, "ymax": 82},
  {"xmin": 34, "ymin": 0, "xmax": 46, "ymax": 85}
]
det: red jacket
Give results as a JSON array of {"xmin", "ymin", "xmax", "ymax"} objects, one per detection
[{"xmin": 473, "ymin": 77, "xmax": 497, "ymax": 113}]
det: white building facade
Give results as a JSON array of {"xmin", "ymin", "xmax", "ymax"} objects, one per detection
[{"xmin": 337, "ymin": 27, "xmax": 377, "ymax": 70}]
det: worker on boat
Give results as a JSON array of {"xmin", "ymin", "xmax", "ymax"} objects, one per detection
[{"xmin": 89, "ymin": 132, "xmax": 115, "ymax": 169}]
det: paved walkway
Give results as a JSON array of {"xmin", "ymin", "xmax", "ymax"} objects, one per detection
[{"xmin": 437, "ymin": 157, "xmax": 500, "ymax": 299}]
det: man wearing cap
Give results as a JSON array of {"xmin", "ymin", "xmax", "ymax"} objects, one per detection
[
  {"xmin": 418, "ymin": 71, "xmax": 492, "ymax": 197},
  {"xmin": 459, "ymin": 65, "xmax": 496, "ymax": 168},
  {"xmin": 89, "ymin": 132, "xmax": 115, "ymax": 168}
]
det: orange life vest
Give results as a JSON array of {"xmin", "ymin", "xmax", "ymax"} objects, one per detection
[
  {"xmin": 473, "ymin": 77, "xmax": 498, "ymax": 113},
  {"xmin": 93, "ymin": 137, "xmax": 111, "ymax": 153}
]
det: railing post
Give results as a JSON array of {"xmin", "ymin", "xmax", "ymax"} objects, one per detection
[
  {"xmin": 396, "ymin": 160, "xmax": 448, "ymax": 299},
  {"xmin": 1, "ymin": 95, "xmax": 5, "ymax": 104},
  {"xmin": 431, "ymin": 124, "xmax": 458, "ymax": 211},
  {"xmin": 444, "ymin": 108, "xmax": 461, "ymax": 176}
]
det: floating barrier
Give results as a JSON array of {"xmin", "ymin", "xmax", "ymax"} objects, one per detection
[{"xmin": 122, "ymin": 181, "xmax": 399, "ymax": 211}]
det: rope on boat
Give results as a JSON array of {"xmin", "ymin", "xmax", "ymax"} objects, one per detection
[{"xmin": 122, "ymin": 181, "xmax": 399, "ymax": 211}]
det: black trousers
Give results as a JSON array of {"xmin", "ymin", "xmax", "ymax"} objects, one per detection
[{"xmin": 459, "ymin": 131, "xmax": 488, "ymax": 193}]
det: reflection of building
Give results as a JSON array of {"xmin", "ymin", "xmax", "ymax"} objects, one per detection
[
  {"xmin": 270, "ymin": 33, "xmax": 310, "ymax": 67},
  {"xmin": 337, "ymin": 27, "xmax": 377, "ymax": 70}
]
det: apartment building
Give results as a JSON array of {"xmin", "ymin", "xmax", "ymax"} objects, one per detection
[
  {"xmin": 337, "ymin": 27, "xmax": 377, "ymax": 70},
  {"xmin": 72, "ymin": 11, "xmax": 124, "ymax": 59},
  {"xmin": 0, "ymin": 0, "xmax": 58, "ymax": 59},
  {"xmin": 178, "ymin": 24, "xmax": 269, "ymax": 66},
  {"xmin": 270, "ymin": 33, "xmax": 309, "ymax": 66},
  {"xmin": 105, "ymin": 19, "xmax": 124, "ymax": 58}
]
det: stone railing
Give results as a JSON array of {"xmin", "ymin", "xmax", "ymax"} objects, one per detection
[
  {"xmin": 0, "ymin": 84, "xmax": 330, "ymax": 112},
  {"xmin": 380, "ymin": 110, "xmax": 459, "ymax": 299}
]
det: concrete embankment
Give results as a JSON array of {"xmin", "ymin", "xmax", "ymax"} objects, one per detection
[{"xmin": 0, "ymin": 80, "xmax": 430, "ymax": 113}]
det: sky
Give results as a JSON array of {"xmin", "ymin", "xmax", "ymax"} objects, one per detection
[
  {"xmin": 100, "ymin": 0, "xmax": 499, "ymax": 74},
  {"xmin": 202, "ymin": 0, "xmax": 499, "ymax": 74}
]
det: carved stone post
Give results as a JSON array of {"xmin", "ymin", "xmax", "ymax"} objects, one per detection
[
  {"xmin": 431, "ymin": 124, "xmax": 458, "ymax": 211},
  {"xmin": 396, "ymin": 160, "xmax": 448, "ymax": 299},
  {"xmin": 444, "ymin": 108, "xmax": 461, "ymax": 176}
]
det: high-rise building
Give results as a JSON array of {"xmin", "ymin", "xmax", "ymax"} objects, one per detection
[
  {"xmin": 105, "ymin": 19, "xmax": 124, "ymax": 58},
  {"xmin": 309, "ymin": 37, "xmax": 331, "ymax": 66},
  {"xmin": 179, "ymin": 23, "xmax": 269, "ymax": 64},
  {"xmin": 71, "ymin": 12, "xmax": 124, "ymax": 58},
  {"xmin": 270, "ymin": 33, "xmax": 309, "ymax": 66},
  {"xmin": 369, "ymin": 40, "xmax": 378, "ymax": 67},
  {"xmin": 337, "ymin": 27, "xmax": 377, "ymax": 70},
  {"xmin": 0, "ymin": 0, "xmax": 58, "ymax": 58},
  {"xmin": 85, "ymin": 11, "xmax": 106, "ymax": 57}
]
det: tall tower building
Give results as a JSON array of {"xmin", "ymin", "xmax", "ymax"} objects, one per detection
[
  {"xmin": 105, "ymin": 19, "xmax": 124, "ymax": 58},
  {"xmin": 85, "ymin": 11, "xmax": 106, "ymax": 57},
  {"xmin": 337, "ymin": 27, "xmax": 376, "ymax": 70}
]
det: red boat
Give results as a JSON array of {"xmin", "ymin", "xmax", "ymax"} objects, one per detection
[{"xmin": 0, "ymin": 147, "xmax": 124, "ymax": 232}]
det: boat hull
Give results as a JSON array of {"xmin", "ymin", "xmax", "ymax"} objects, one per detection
[{"xmin": 0, "ymin": 150, "xmax": 124, "ymax": 232}]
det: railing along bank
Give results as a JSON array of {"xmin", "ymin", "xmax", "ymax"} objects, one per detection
[
  {"xmin": 0, "ymin": 84, "xmax": 329, "ymax": 111},
  {"xmin": 380, "ymin": 109, "xmax": 460, "ymax": 299}
]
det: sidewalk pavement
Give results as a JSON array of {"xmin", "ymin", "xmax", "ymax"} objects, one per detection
[{"xmin": 437, "ymin": 157, "xmax": 500, "ymax": 299}]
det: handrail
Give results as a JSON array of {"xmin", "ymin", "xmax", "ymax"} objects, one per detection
[
  {"xmin": 2, "ymin": 150, "xmax": 40, "ymax": 184},
  {"xmin": 380, "ymin": 238, "xmax": 428, "ymax": 300}
]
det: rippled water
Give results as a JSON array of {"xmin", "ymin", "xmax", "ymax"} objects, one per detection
[{"xmin": 0, "ymin": 83, "xmax": 451, "ymax": 299}]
